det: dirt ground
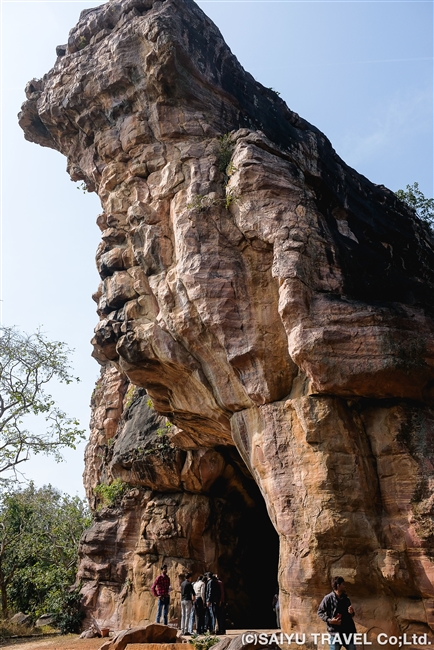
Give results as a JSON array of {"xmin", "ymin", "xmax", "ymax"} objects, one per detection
[
  {"xmin": 0, "ymin": 629, "xmax": 252, "ymax": 650},
  {"xmin": 0, "ymin": 636, "xmax": 105, "ymax": 650}
]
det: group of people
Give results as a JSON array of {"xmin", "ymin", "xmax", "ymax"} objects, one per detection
[
  {"xmin": 152, "ymin": 566, "xmax": 357, "ymax": 650},
  {"xmin": 151, "ymin": 565, "xmax": 226, "ymax": 636}
]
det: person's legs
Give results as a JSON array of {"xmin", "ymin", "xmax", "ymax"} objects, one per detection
[
  {"xmin": 163, "ymin": 598, "xmax": 169, "ymax": 625},
  {"xmin": 181, "ymin": 600, "xmax": 187, "ymax": 633},
  {"xmin": 207, "ymin": 604, "xmax": 215, "ymax": 632},
  {"xmin": 156, "ymin": 598, "xmax": 163, "ymax": 623},
  {"xmin": 195, "ymin": 598, "xmax": 204, "ymax": 633},
  {"xmin": 330, "ymin": 639, "xmax": 342, "ymax": 650},
  {"xmin": 186, "ymin": 601, "xmax": 194, "ymax": 633},
  {"xmin": 216, "ymin": 604, "xmax": 226, "ymax": 634}
]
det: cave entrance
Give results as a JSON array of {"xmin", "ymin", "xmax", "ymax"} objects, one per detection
[{"xmin": 209, "ymin": 447, "xmax": 280, "ymax": 630}]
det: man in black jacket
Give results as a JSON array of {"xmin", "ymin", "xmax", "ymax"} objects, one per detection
[
  {"xmin": 205, "ymin": 572, "xmax": 221, "ymax": 633},
  {"xmin": 317, "ymin": 577, "xmax": 356, "ymax": 650}
]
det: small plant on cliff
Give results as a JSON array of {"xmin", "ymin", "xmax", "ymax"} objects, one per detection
[
  {"xmin": 76, "ymin": 181, "xmax": 87, "ymax": 193},
  {"xmin": 94, "ymin": 478, "xmax": 128, "ymax": 508},
  {"xmin": 395, "ymin": 182, "xmax": 434, "ymax": 228},
  {"xmin": 217, "ymin": 134, "xmax": 234, "ymax": 175},
  {"xmin": 225, "ymin": 188, "xmax": 239, "ymax": 210},
  {"xmin": 187, "ymin": 194, "xmax": 216, "ymax": 212},
  {"xmin": 226, "ymin": 161, "xmax": 237, "ymax": 177},
  {"xmin": 156, "ymin": 421, "xmax": 173, "ymax": 437},
  {"xmin": 77, "ymin": 36, "xmax": 87, "ymax": 50},
  {"xmin": 125, "ymin": 385, "xmax": 136, "ymax": 409},
  {"xmin": 189, "ymin": 632, "xmax": 220, "ymax": 650}
]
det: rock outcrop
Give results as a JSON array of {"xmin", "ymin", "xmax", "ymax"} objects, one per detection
[{"xmin": 19, "ymin": 0, "xmax": 434, "ymax": 640}]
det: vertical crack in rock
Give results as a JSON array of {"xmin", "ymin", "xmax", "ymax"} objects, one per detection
[{"xmin": 19, "ymin": 0, "xmax": 434, "ymax": 635}]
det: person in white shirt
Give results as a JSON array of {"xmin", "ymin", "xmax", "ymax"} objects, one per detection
[{"xmin": 192, "ymin": 575, "xmax": 206, "ymax": 633}]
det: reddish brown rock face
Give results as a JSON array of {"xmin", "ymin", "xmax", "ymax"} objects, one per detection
[{"xmin": 20, "ymin": 0, "xmax": 434, "ymax": 638}]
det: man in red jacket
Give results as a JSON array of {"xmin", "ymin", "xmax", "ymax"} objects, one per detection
[{"xmin": 152, "ymin": 564, "xmax": 171, "ymax": 625}]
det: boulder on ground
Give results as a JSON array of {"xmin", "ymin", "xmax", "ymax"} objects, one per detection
[
  {"xmin": 99, "ymin": 623, "xmax": 177, "ymax": 650},
  {"xmin": 35, "ymin": 613, "xmax": 55, "ymax": 627},
  {"xmin": 9, "ymin": 612, "xmax": 32, "ymax": 626},
  {"xmin": 80, "ymin": 624, "xmax": 102, "ymax": 639}
]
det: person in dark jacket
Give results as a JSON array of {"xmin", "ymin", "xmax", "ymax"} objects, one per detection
[
  {"xmin": 205, "ymin": 572, "xmax": 221, "ymax": 633},
  {"xmin": 317, "ymin": 577, "xmax": 356, "ymax": 650},
  {"xmin": 180, "ymin": 572, "xmax": 195, "ymax": 635}
]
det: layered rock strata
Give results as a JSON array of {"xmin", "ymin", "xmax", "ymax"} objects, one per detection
[{"xmin": 19, "ymin": 0, "xmax": 434, "ymax": 640}]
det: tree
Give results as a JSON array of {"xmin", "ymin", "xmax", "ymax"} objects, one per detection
[
  {"xmin": 0, "ymin": 326, "xmax": 85, "ymax": 478},
  {"xmin": 395, "ymin": 182, "xmax": 434, "ymax": 228},
  {"xmin": 0, "ymin": 483, "xmax": 91, "ymax": 619}
]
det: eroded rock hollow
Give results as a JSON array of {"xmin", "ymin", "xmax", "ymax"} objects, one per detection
[{"xmin": 19, "ymin": 0, "xmax": 434, "ymax": 638}]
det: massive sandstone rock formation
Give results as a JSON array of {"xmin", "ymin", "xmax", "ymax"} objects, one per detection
[{"xmin": 19, "ymin": 0, "xmax": 434, "ymax": 640}]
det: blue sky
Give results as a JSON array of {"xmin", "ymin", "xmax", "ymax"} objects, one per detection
[{"xmin": 1, "ymin": 0, "xmax": 433, "ymax": 496}]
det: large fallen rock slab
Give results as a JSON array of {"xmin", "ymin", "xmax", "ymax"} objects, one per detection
[{"xmin": 100, "ymin": 624, "xmax": 178, "ymax": 650}]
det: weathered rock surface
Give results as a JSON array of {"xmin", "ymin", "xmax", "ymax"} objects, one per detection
[
  {"xmin": 19, "ymin": 0, "xmax": 434, "ymax": 640},
  {"xmin": 79, "ymin": 377, "xmax": 277, "ymax": 630},
  {"xmin": 99, "ymin": 623, "xmax": 177, "ymax": 650}
]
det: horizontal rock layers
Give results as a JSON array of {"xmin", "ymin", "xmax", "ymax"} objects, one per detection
[{"xmin": 19, "ymin": 0, "xmax": 434, "ymax": 639}]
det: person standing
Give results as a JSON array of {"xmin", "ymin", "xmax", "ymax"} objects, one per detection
[
  {"xmin": 205, "ymin": 572, "xmax": 221, "ymax": 633},
  {"xmin": 272, "ymin": 592, "xmax": 280, "ymax": 628},
  {"xmin": 215, "ymin": 575, "xmax": 226, "ymax": 634},
  {"xmin": 317, "ymin": 577, "xmax": 356, "ymax": 650},
  {"xmin": 180, "ymin": 572, "xmax": 195, "ymax": 635},
  {"xmin": 193, "ymin": 575, "xmax": 206, "ymax": 633},
  {"xmin": 152, "ymin": 564, "xmax": 171, "ymax": 626}
]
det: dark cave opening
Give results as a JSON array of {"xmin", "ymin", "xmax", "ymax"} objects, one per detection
[{"xmin": 209, "ymin": 447, "xmax": 280, "ymax": 630}]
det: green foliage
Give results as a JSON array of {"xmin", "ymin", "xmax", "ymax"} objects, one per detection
[
  {"xmin": 189, "ymin": 631, "xmax": 220, "ymax": 650},
  {"xmin": 0, "ymin": 325, "xmax": 85, "ymax": 480},
  {"xmin": 125, "ymin": 384, "xmax": 136, "ymax": 409},
  {"xmin": 94, "ymin": 478, "xmax": 128, "ymax": 508},
  {"xmin": 77, "ymin": 36, "xmax": 87, "ymax": 51},
  {"xmin": 186, "ymin": 194, "xmax": 212, "ymax": 212},
  {"xmin": 225, "ymin": 188, "xmax": 239, "ymax": 210},
  {"xmin": 226, "ymin": 162, "xmax": 237, "ymax": 177},
  {"xmin": 76, "ymin": 181, "xmax": 87, "ymax": 193},
  {"xmin": 50, "ymin": 586, "xmax": 84, "ymax": 634},
  {"xmin": 0, "ymin": 483, "xmax": 90, "ymax": 619},
  {"xmin": 146, "ymin": 397, "xmax": 153, "ymax": 409},
  {"xmin": 157, "ymin": 421, "xmax": 173, "ymax": 437},
  {"xmin": 187, "ymin": 191, "xmax": 238, "ymax": 214},
  {"xmin": 395, "ymin": 182, "xmax": 434, "ymax": 227},
  {"xmin": 216, "ymin": 134, "xmax": 234, "ymax": 175}
]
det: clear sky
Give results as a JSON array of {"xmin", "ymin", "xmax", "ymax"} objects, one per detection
[{"xmin": 1, "ymin": 0, "xmax": 432, "ymax": 497}]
